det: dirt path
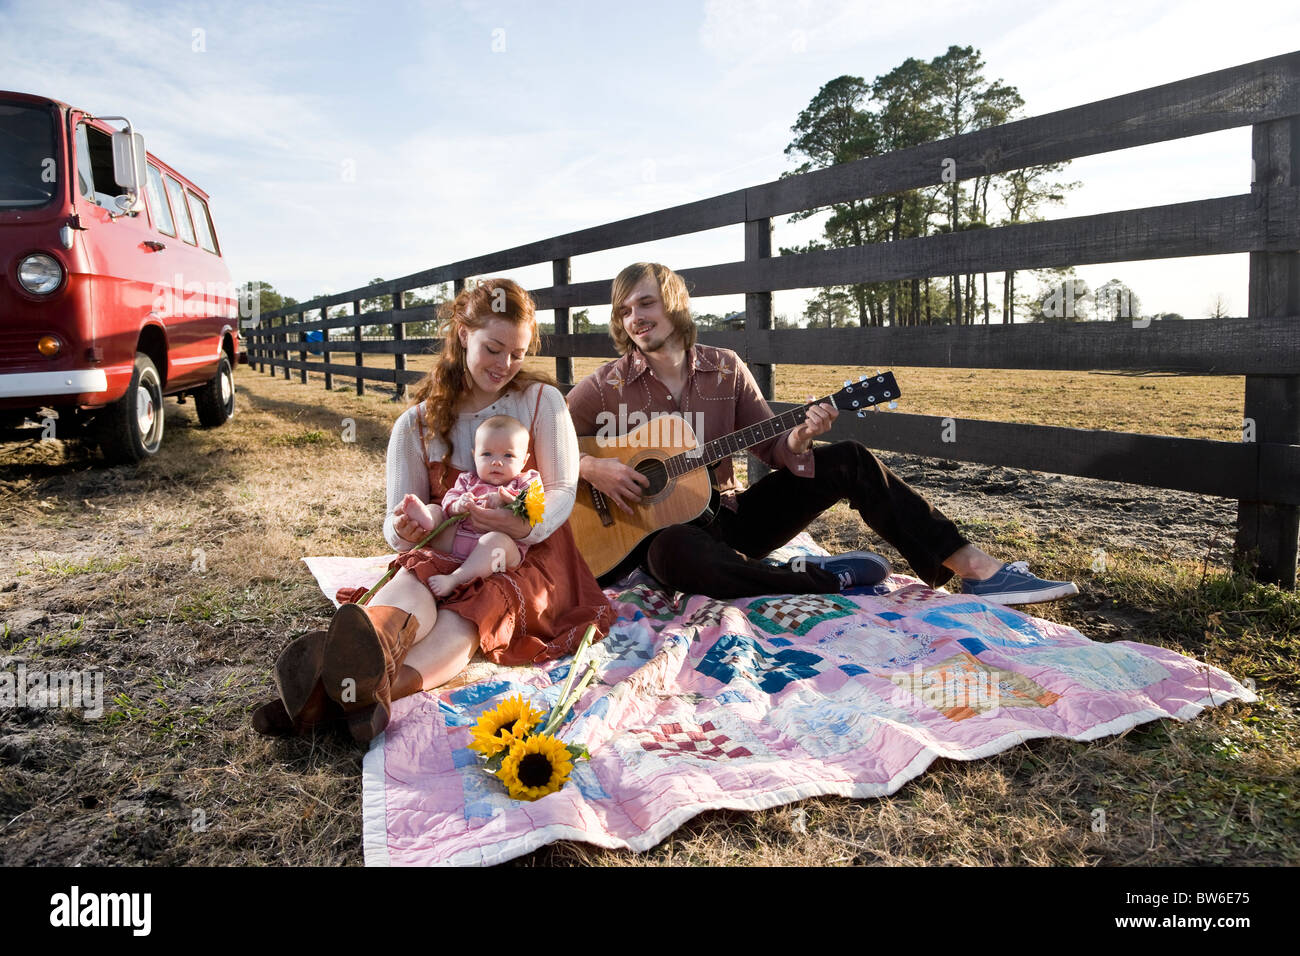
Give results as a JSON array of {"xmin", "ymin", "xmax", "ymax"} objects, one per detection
[{"xmin": 877, "ymin": 451, "xmax": 1238, "ymax": 566}]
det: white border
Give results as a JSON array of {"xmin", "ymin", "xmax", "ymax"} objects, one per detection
[{"xmin": 361, "ymin": 731, "xmax": 390, "ymax": 867}]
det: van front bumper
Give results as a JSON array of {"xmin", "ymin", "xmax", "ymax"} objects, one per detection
[{"xmin": 0, "ymin": 369, "xmax": 109, "ymax": 399}]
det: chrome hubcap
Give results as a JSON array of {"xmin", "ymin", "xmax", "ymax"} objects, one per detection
[
  {"xmin": 135, "ymin": 367, "xmax": 162, "ymax": 448},
  {"xmin": 220, "ymin": 369, "xmax": 232, "ymax": 406},
  {"xmin": 135, "ymin": 386, "xmax": 155, "ymax": 435}
]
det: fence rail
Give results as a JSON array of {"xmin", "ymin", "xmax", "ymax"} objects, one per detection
[{"xmin": 247, "ymin": 50, "xmax": 1300, "ymax": 586}]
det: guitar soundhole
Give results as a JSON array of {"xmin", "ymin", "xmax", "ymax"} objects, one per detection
[{"xmin": 636, "ymin": 458, "xmax": 670, "ymax": 496}]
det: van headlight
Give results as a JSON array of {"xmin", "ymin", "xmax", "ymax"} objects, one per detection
[{"xmin": 18, "ymin": 254, "xmax": 64, "ymax": 295}]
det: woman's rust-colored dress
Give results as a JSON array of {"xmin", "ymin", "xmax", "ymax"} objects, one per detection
[{"xmin": 336, "ymin": 391, "xmax": 614, "ymax": 666}]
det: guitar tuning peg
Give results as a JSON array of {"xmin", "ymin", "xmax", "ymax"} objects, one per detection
[
  {"xmin": 842, "ymin": 379, "xmax": 851, "ymax": 388},
  {"xmin": 856, "ymin": 409, "xmax": 867, "ymax": 418},
  {"xmin": 888, "ymin": 401, "xmax": 898, "ymax": 410},
  {"xmin": 858, "ymin": 374, "xmax": 867, "ymax": 382}
]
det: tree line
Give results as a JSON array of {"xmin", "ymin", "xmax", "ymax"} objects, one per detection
[
  {"xmin": 236, "ymin": 279, "xmax": 603, "ymax": 339},
  {"xmin": 241, "ymin": 49, "xmax": 1237, "ymax": 337},
  {"xmin": 781, "ymin": 45, "xmax": 1205, "ymax": 327}
]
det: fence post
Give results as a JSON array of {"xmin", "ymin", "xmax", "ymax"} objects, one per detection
[
  {"xmin": 271, "ymin": 315, "xmax": 280, "ymax": 377},
  {"xmin": 283, "ymin": 313, "xmax": 292, "ymax": 381},
  {"xmin": 322, "ymin": 306, "xmax": 332, "ymax": 391},
  {"xmin": 552, "ymin": 258, "xmax": 574, "ymax": 386},
  {"xmin": 1235, "ymin": 116, "xmax": 1300, "ymax": 588},
  {"xmin": 353, "ymin": 299, "xmax": 364, "ymax": 396},
  {"xmin": 745, "ymin": 216, "xmax": 774, "ymax": 482},
  {"xmin": 299, "ymin": 309, "xmax": 309, "ymax": 383},
  {"xmin": 393, "ymin": 289, "xmax": 406, "ymax": 402}
]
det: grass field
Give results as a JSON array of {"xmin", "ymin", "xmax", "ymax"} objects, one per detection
[
  {"xmin": 0, "ymin": 358, "xmax": 1294, "ymax": 866},
  {"xmin": 304, "ymin": 350, "xmax": 1246, "ymax": 440}
]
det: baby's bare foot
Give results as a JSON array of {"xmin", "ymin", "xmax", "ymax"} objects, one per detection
[
  {"xmin": 401, "ymin": 494, "xmax": 435, "ymax": 531},
  {"xmin": 429, "ymin": 574, "xmax": 460, "ymax": 598}
]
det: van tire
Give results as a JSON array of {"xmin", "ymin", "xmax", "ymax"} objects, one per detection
[
  {"xmin": 195, "ymin": 354, "xmax": 235, "ymax": 427},
  {"xmin": 98, "ymin": 353, "xmax": 165, "ymax": 464}
]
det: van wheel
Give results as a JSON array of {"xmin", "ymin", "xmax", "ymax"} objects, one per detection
[
  {"xmin": 98, "ymin": 353, "xmax": 165, "ymax": 463},
  {"xmin": 195, "ymin": 354, "xmax": 235, "ymax": 427}
]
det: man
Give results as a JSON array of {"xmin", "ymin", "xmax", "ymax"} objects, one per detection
[{"xmin": 565, "ymin": 262, "xmax": 1078, "ymax": 604}]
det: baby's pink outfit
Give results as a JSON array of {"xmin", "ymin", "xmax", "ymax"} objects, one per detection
[{"xmin": 440, "ymin": 468, "xmax": 542, "ymax": 561}]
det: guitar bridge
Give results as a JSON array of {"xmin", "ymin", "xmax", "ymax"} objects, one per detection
[{"xmin": 588, "ymin": 484, "xmax": 614, "ymax": 527}]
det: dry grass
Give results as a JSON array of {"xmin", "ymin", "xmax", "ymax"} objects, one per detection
[
  {"xmin": 0, "ymin": 359, "xmax": 1293, "ymax": 866},
  {"xmin": 335, "ymin": 351, "xmax": 1242, "ymax": 439}
]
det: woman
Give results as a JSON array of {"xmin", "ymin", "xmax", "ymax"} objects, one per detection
[{"xmin": 253, "ymin": 278, "xmax": 615, "ymax": 744}]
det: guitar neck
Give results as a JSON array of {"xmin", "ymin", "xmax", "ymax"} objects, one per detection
[{"xmin": 662, "ymin": 402, "xmax": 818, "ymax": 479}]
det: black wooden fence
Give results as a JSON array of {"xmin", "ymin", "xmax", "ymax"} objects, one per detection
[{"xmin": 246, "ymin": 51, "xmax": 1300, "ymax": 587}]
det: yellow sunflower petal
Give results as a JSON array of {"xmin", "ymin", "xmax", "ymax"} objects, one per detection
[
  {"xmin": 524, "ymin": 482, "xmax": 545, "ymax": 527},
  {"xmin": 468, "ymin": 694, "xmax": 541, "ymax": 757},
  {"xmin": 497, "ymin": 732, "xmax": 573, "ymax": 801}
]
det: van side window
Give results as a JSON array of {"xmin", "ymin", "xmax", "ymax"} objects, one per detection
[
  {"xmin": 164, "ymin": 174, "xmax": 196, "ymax": 245},
  {"xmin": 187, "ymin": 191, "xmax": 220, "ymax": 255},
  {"xmin": 76, "ymin": 123, "xmax": 122, "ymax": 208},
  {"xmin": 145, "ymin": 164, "xmax": 175, "ymax": 236},
  {"xmin": 74, "ymin": 124, "xmax": 96, "ymax": 201}
]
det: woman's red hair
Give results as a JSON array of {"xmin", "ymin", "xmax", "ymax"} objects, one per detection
[{"xmin": 410, "ymin": 278, "xmax": 553, "ymax": 472}]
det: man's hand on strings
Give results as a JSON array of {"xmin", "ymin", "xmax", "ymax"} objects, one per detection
[{"xmin": 580, "ymin": 455, "xmax": 650, "ymax": 515}]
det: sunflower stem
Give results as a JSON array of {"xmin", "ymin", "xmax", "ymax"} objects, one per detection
[
  {"xmin": 543, "ymin": 662, "xmax": 599, "ymax": 737},
  {"xmin": 549, "ymin": 623, "xmax": 596, "ymax": 721},
  {"xmin": 358, "ymin": 513, "xmax": 467, "ymax": 606}
]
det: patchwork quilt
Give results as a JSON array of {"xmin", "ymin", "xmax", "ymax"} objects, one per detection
[{"xmin": 302, "ymin": 538, "xmax": 1255, "ymax": 867}]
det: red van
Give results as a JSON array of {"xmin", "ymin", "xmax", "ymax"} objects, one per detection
[{"xmin": 0, "ymin": 91, "xmax": 242, "ymax": 462}]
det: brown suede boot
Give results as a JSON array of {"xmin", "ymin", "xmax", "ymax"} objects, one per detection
[
  {"xmin": 322, "ymin": 603, "xmax": 422, "ymax": 744},
  {"xmin": 251, "ymin": 630, "xmax": 343, "ymax": 737}
]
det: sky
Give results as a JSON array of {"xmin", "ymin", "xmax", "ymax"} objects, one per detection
[{"xmin": 2, "ymin": 0, "xmax": 1297, "ymax": 324}]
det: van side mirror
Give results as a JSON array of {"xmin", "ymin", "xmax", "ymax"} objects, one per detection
[{"xmin": 111, "ymin": 129, "xmax": 147, "ymax": 213}]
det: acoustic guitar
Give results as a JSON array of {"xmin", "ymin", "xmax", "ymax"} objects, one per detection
[{"xmin": 570, "ymin": 372, "xmax": 901, "ymax": 577}]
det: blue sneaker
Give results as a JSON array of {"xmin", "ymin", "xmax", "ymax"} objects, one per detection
[
  {"xmin": 961, "ymin": 561, "xmax": 1079, "ymax": 605},
  {"xmin": 795, "ymin": 551, "xmax": 891, "ymax": 591}
]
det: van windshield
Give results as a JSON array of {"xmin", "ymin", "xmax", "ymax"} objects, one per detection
[{"xmin": 0, "ymin": 101, "xmax": 59, "ymax": 210}]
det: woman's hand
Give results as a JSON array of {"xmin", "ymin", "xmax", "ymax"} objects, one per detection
[
  {"xmin": 392, "ymin": 502, "xmax": 429, "ymax": 547},
  {"xmin": 464, "ymin": 499, "xmax": 531, "ymax": 540}
]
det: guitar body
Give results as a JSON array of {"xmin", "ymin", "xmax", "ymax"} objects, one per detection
[
  {"xmin": 571, "ymin": 415, "xmax": 713, "ymax": 578},
  {"xmin": 569, "ymin": 371, "xmax": 900, "ymax": 579}
]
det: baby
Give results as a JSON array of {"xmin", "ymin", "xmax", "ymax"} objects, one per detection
[{"xmin": 397, "ymin": 414, "xmax": 541, "ymax": 597}]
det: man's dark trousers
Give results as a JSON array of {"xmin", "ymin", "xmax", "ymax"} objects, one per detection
[{"xmin": 637, "ymin": 442, "xmax": 970, "ymax": 599}]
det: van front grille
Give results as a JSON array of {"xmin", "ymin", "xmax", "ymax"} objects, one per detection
[{"xmin": 0, "ymin": 330, "xmax": 44, "ymax": 369}]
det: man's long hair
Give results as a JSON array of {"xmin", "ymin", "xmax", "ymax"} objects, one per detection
[{"xmin": 609, "ymin": 262, "xmax": 697, "ymax": 356}]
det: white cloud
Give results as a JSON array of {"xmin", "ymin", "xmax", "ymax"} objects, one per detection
[{"xmin": 4, "ymin": 0, "xmax": 1295, "ymax": 320}]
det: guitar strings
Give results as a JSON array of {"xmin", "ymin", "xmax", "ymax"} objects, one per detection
[
  {"xmin": 637, "ymin": 460, "xmax": 670, "ymax": 489},
  {"xmin": 652, "ymin": 374, "xmax": 897, "ymax": 472}
]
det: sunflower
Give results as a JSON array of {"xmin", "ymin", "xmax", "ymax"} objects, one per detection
[
  {"xmin": 468, "ymin": 694, "xmax": 541, "ymax": 757},
  {"xmin": 523, "ymin": 480, "xmax": 545, "ymax": 527},
  {"xmin": 497, "ymin": 733, "xmax": 573, "ymax": 801}
]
